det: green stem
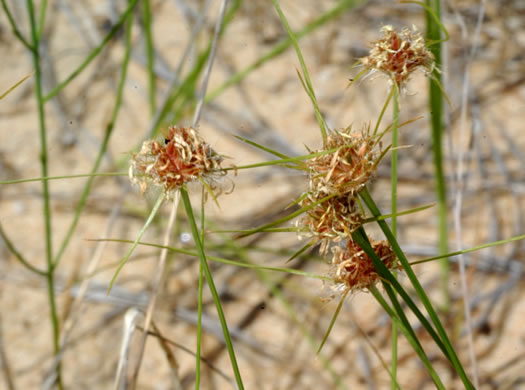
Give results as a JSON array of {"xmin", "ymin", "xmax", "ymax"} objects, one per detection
[
  {"xmin": 195, "ymin": 188, "xmax": 206, "ymax": 389},
  {"xmin": 425, "ymin": 0, "xmax": 449, "ymax": 310},
  {"xmin": 53, "ymin": 3, "xmax": 134, "ymax": 269},
  {"xmin": 0, "ymin": 222, "xmax": 46, "ymax": 276},
  {"xmin": 141, "ymin": 0, "xmax": 156, "ymax": 115},
  {"xmin": 390, "ymin": 86, "xmax": 399, "ymax": 389},
  {"xmin": 37, "ymin": 0, "xmax": 47, "ymax": 38},
  {"xmin": 26, "ymin": 0, "xmax": 61, "ymax": 387},
  {"xmin": 0, "ymin": 0, "xmax": 32, "ymax": 49},
  {"xmin": 359, "ymin": 188, "xmax": 474, "ymax": 389},
  {"xmin": 43, "ymin": 0, "xmax": 139, "ymax": 102},
  {"xmin": 180, "ymin": 188, "xmax": 245, "ymax": 390}
]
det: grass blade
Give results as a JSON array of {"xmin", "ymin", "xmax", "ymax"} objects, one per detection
[
  {"xmin": 43, "ymin": 0, "xmax": 139, "ymax": 102},
  {"xmin": 270, "ymin": 0, "xmax": 327, "ymax": 143},
  {"xmin": 359, "ymin": 188, "xmax": 474, "ymax": 389},
  {"xmin": 107, "ymin": 193, "xmax": 165, "ymax": 294},
  {"xmin": 180, "ymin": 187, "xmax": 245, "ymax": 390},
  {"xmin": 205, "ymin": 0, "xmax": 360, "ymax": 104}
]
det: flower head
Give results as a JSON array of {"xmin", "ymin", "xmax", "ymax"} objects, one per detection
[
  {"xmin": 360, "ymin": 25, "xmax": 434, "ymax": 90},
  {"xmin": 296, "ymin": 192, "xmax": 363, "ymax": 254},
  {"xmin": 129, "ymin": 126, "xmax": 225, "ymax": 197},
  {"xmin": 306, "ymin": 125, "xmax": 381, "ymax": 197},
  {"xmin": 331, "ymin": 240, "xmax": 397, "ymax": 292}
]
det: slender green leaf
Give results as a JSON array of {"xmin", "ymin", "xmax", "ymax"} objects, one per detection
[
  {"xmin": 359, "ymin": 188, "xmax": 474, "ymax": 389},
  {"xmin": 107, "ymin": 194, "xmax": 165, "ymax": 293},
  {"xmin": 43, "ymin": 0, "xmax": 139, "ymax": 102},
  {"xmin": 270, "ymin": 0, "xmax": 327, "ymax": 142},
  {"xmin": 180, "ymin": 188, "xmax": 245, "ymax": 390}
]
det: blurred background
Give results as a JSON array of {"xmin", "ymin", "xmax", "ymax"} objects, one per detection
[{"xmin": 1, "ymin": 0, "xmax": 525, "ymax": 388}]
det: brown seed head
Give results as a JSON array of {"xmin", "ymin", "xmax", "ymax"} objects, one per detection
[
  {"xmin": 331, "ymin": 240, "xmax": 397, "ymax": 292},
  {"xmin": 307, "ymin": 126, "xmax": 380, "ymax": 197},
  {"xmin": 360, "ymin": 25, "xmax": 435, "ymax": 89},
  {"xmin": 129, "ymin": 126, "xmax": 225, "ymax": 197},
  {"xmin": 297, "ymin": 192, "xmax": 363, "ymax": 254}
]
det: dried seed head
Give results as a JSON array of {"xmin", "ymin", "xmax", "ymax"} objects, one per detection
[
  {"xmin": 360, "ymin": 25, "xmax": 435, "ymax": 90},
  {"xmin": 307, "ymin": 126, "xmax": 380, "ymax": 197},
  {"xmin": 296, "ymin": 192, "xmax": 363, "ymax": 254},
  {"xmin": 330, "ymin": 240, "xmax": 397, "ymax": 292},
  {"xmin": 129, "ymin": 125, "xmax": 226, "ymax": 197}
]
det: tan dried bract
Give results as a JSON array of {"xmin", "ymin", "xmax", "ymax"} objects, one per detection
[
  {"xmin": 129, "ymin": 126, "xmax": 225, "ymax": 197},
  {"xmin": 331, "ymin": 240, "xmax": 397, "ymax": 292},
  {"xmin": 360, "ymin": 25, "xmax": 435, "ymax": 90}
]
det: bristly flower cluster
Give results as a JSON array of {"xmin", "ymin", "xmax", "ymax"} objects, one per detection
[
  {"xmin": 297, "ymin": 192, "xmax": 363, "ymax": 254},
  {"xmin": 331, "ymin": 240, "xmax": 397, "ymax": 292},
  {"xmin": 297, "ymin": 125, "xmax": 380, "ymax": 249},
  {"xmin": 129, "ymin": 125, "xmax": 226, "ymax": 198},
  {"xmin": 360, "ymin": 25, "xmax": 435, "ymax": 91},
  {"xmin": 296, "ymin": 125, "xmax": 398, "ymax": 292},
  {"xmin": 306, "ymin": 126, "xmax": 379, "ymax": 196}
]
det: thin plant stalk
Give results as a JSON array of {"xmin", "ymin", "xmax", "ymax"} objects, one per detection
[
  {"xmin": 192, "ymin": 0, "xmax": 229, "ymax": 127},
  {"xmin": 0, "ymin": 0, "xmax": 32, "ymax": 49},
  {"xmin": 425, "ymin": 0, "xmax": 449, "ymax": 310},
  {"xmin": 130, "ymin": 194, "xmax": 180, "ymax": 388},
  {"xmin": 368, "ymin": 287, "xmax": 445, "ymax": 389},
  {"xmin": 195, "ymin": 189, "xmax": 206, "ymax": 390},
  {"xmin": 390, "ymin": 85, "xmax": 399, "ymax": 389},
  {"xmin": 108, "ymin": 193, "xmax": 166, "ymax": 293},
  {"xmin": 53, "ymin": 4, "xmax": 135, "ymax": 269},
  {"xmin": 454, "ymin": 2, "xmax": 487, "ymax": 387},
  {"xmin": 141, "ymin": 0, "xmax": 156, "ymax": 115},
  {"xmin": 25, "ymin": 0, "xmax": 62, "ymax": 387},
  {"xmin": 43, "ymin": 0, "xmax": 139, "ymax": 102},
  {"xmin": 180, "ymin": 188, "xmax": 245, "ymax": 390},
  {"xmin": 359, "ymin": 188, "xmax": 474, "ymax": 389},
  {"xmin": 205, "ymin": 0, "xmax": 360, "ymax": 104},
  {"xmin": 270, "ymin": 0, "xmax": 327, "ymax": 143}
]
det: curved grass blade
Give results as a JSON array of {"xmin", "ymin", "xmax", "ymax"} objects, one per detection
[
  {"xmin": 236, "ymin": 193, "xmax": 337, "ymax": 239},
  {"xmin": 270, "ymin": 0, "xmax": 327, "ymax": 143},
  {"xmin": 410, "ymin": 233, "xmax": 525, "ymax": 266},
  {"xmin": 286, "ymin": 239, "xmax": 315, "ymax": 263},
  {"xmin": 368, "ymin": 286, "xmax": 445, "ymax": 389},
  {"xmin": 43, "ymin": 0, "xmax": 139, "ymax": 102},
  {"xmin": 362, "ymin": 203, "xmax": 435, "ymax": 224},
  {"xmin": 401, "ymin": 1, "xmax": 450, "ymax": 45},
  {"xmin": 317, "ymin": 289, "xmax": 349, "ymax": 355},
  {"xmin": 0, "ymin": 72, "xmax": 33, "ymax": 100},
  {"xmin": 54, "ymin": 9, "xmax": 135, "ymax": 269},
  {"xmin": 0, "ymin": 0, "xmax": 32, "ymax": 49},
  {"xmin": 222, "ymin": 146, "xmax": 342, "ymax": 172},
  {"xmin": 0, "ymin": 172, "xmax": 126, "ymax": 185},
  {"xmin": 90, "ymin": 238, "xmax": 329, "ymax": 281},
  {"xmin": 205, "ymin": 0, "xmax": 360, "ymax": 104},
  {"xmin": 107, "ymin": 193, "xmax": 165, "ymax": 294},
  {"xmin": 0, "ymin": 222, "xmax": 46, "ymax": 276},
  {"xmin": 233, "ymin": 135, "xmax": 290, "ymax": 159}
]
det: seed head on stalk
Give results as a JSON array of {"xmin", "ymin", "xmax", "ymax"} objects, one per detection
[
  {"xmin": 331, "ymin": 240, "xmax": 398, "ymax": 293},
  {"xmin": 306, "ymin": 125, "xmax": 382, "ymax": 197},
  {"xmin": 129, "ymin": 125, "xmax": 226, "ymax": 199},
  {"xmin": 296, "ymin": 192, "xmax": 363, "ymax": 254},
  {"xmin": 360, "ymin": 25, "xmax": 435, "ymax": 91}
]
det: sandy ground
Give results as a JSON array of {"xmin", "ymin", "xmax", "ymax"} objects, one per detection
[{"xmin": 1, "ymin": 0, "xmax": 525, "ymax": 389}]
